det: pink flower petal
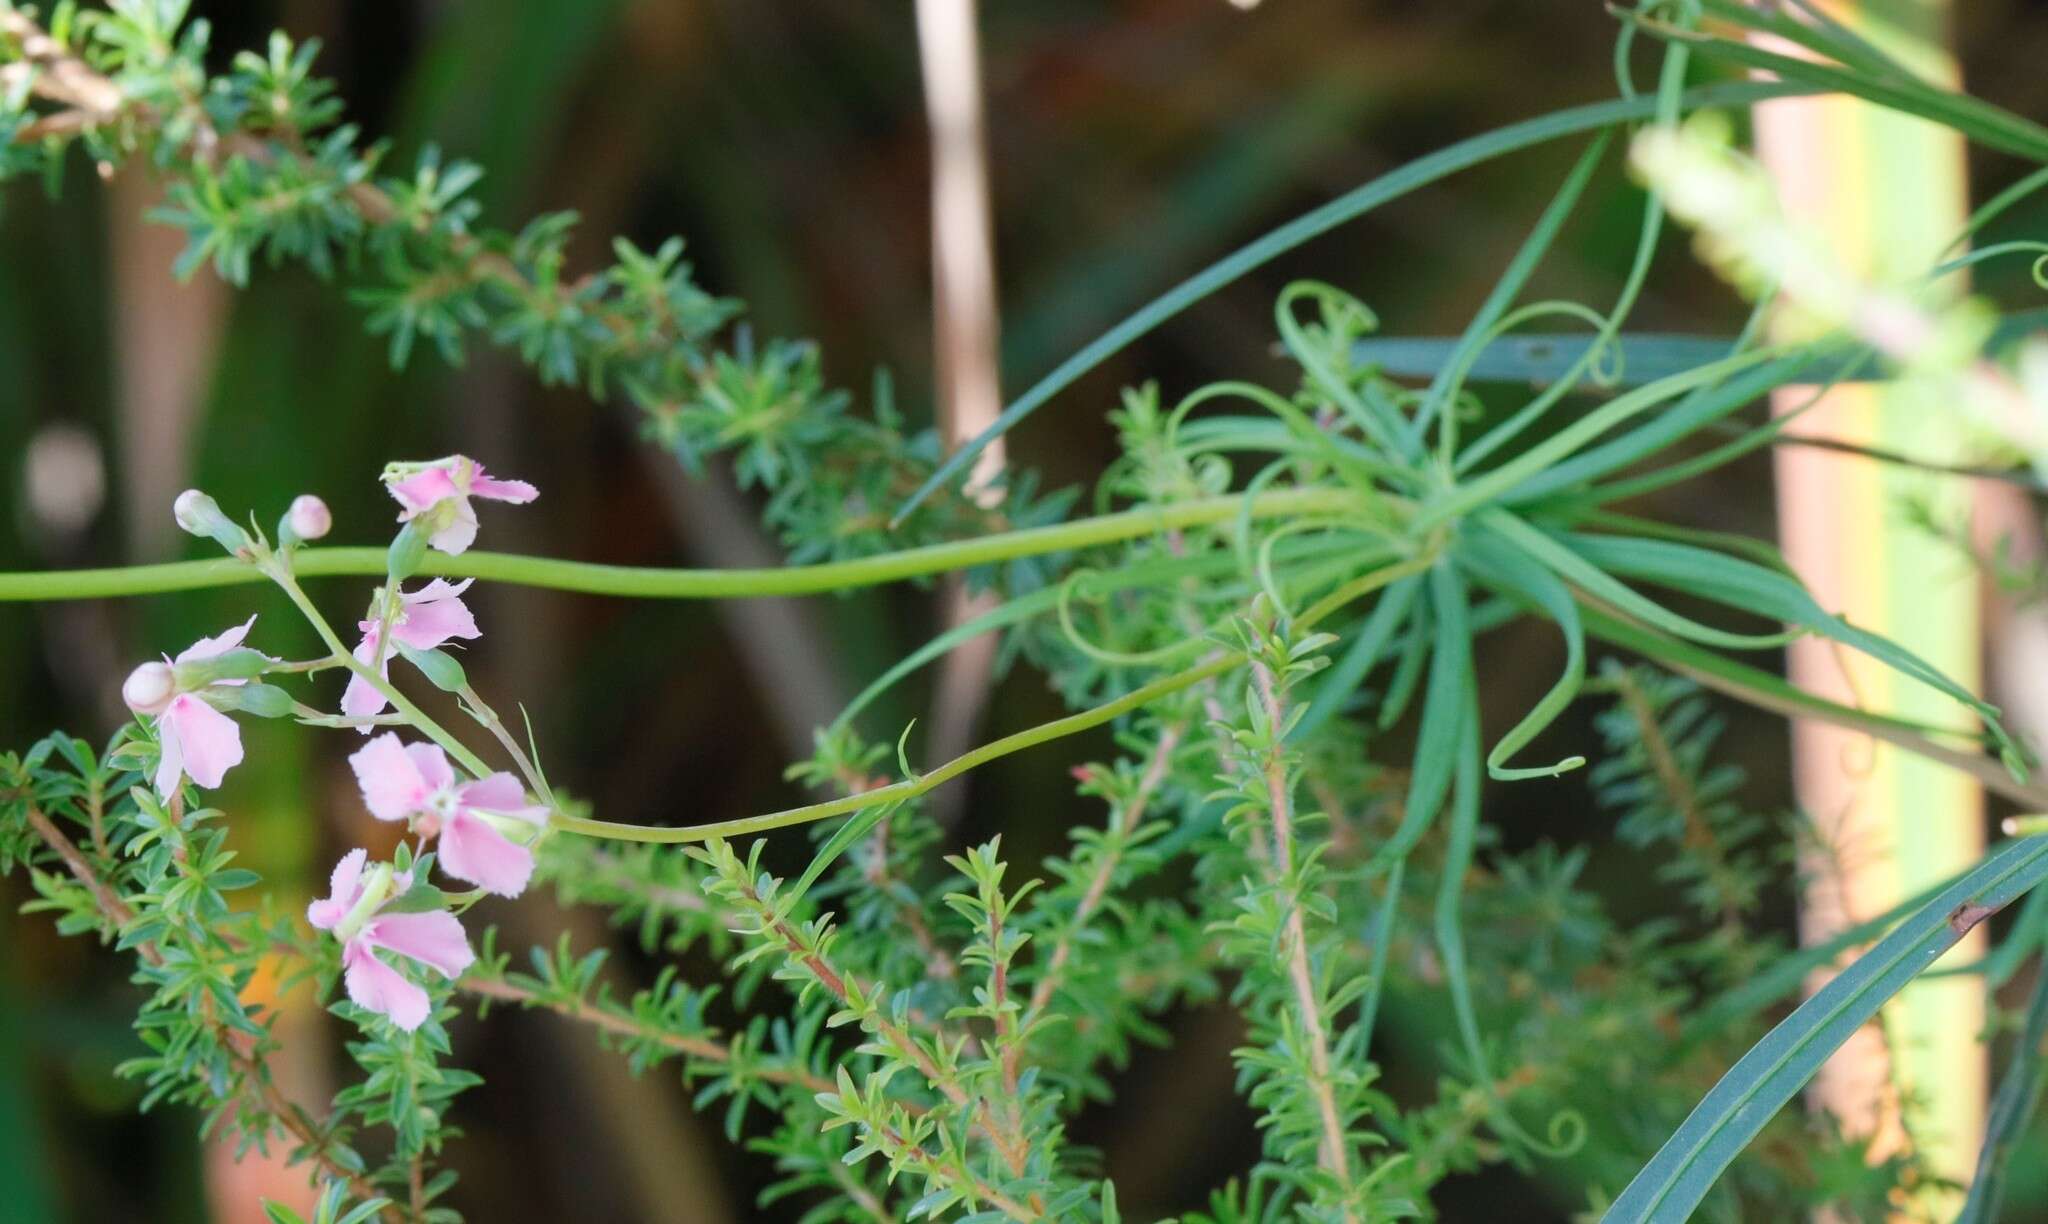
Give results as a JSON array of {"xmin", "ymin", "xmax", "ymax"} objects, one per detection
[
  {"xmin": 174, "ymin": 614, "xmax": 259, "ymax": 666},
  {"xmin": 387, "ymin": 468, "xmax": 460, "ymax": 516},
  {"xmin": 437, "ymin": 810, "xmax": 537, "ymax": 898},
  {"xmin": 348, "ymin": 733, "xmax": 431, "ymax": 822},
  {"xmin": 307, "ymin": 848, "xmax": 368, "ymax": 930},
  {"xmin": 341, "ymin": 628, "xmax": 391, "ymax": 724},
  {"xmin": 392, "ymin": 583, "xmax": 479, "ymax": 649},
  {"xmin": 410, "ymin": 578, "xmax": 474, "ymax": 603},
  {"xmin": 457, "ymin": 773, "xmax": 545, "ymax": 822},
  {"xmin": 342, "ymin": 939, "xmax": 432, "ymax": 1031},
  {"xmin": 469, "ymin": 471, "xmax": 538, "ymax": 503},
  {"xmin": 405, "ymin": 742, "xmax": 456, "ymax": 793},
  {"xmin": 161, "ymin": 694, "xmax": 243, "ymax": 790},
  {"xmin": 153, "ymin": 716, "xmax": 185, "ymax": 799},
  {"xmin": 364, "ymin": 910, "xmax": 475, "ymax": 978}
]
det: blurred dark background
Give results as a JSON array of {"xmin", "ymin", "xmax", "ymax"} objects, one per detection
[{"xmin": 8, "ymin": 1, "xmax": 2048, "ymax": 1220}]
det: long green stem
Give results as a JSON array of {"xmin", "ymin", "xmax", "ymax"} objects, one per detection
[
  {"xmin": 550, "ymin": 655, "xmax": 1241, "ymax": 844},
  {"xmin": 0, "ymin": 489, "xmax": 1362, "ymax": 602},
  {"xmin": 555, "ymin": 550, "xmax": 1434, "ymax": 845}
]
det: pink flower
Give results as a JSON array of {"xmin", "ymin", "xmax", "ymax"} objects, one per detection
[
  {"xmin": 307, "ymin": 849, "xmax": 475, "ymax": 1032},
  {"xmin": 348, "ymin": 733, "xmax": 550, "ymax": 898},
  {"xmin": 341, "ymin": 580, "xmax": 481, "ymax": 724},
  {"xmin": 383, "ymin": 456, "xmax": 537, "ymax": 556},
  {"xmin": 148, "ymin": 616, "xmax": 259, "ymax": 799}
]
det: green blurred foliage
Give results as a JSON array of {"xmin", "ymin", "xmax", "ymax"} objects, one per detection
[{"xmin": 7, "ymin": 1, "xmax": 2048, "ymax": 1220}]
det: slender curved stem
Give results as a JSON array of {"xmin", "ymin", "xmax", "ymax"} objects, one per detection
[
  {"xmin": 555, "ymin": 548, "xmax": 1437, "ymax": 845},
  {"xmin": 268, "ymin": 565, "xmax": 495, "ymax": 779},
  {"xmin": 551, "ymin": 655, "xmax": 1241, "ymax": 843},
  {"xmin": 0, "ymin": 488, "xmax": 1363, "ymax": 602}
]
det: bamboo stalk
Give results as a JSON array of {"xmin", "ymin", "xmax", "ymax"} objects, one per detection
[{"xmin": 1753, "ymin": 1, "xmax": 1985, "ymax": 1211}]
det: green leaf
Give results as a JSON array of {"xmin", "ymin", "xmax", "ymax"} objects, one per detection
[
  {"xmin": 792, "ymin": 799, "xmax": 906, "ymax": 901},
  {"xmin": 1409, "ymin": 133, "xmax": 1612, "ymax": 445},
  {"xmin": 394, "ymin": 642, "xmax": 468, "ymax": 693},
  {"xmin": 1563, "ymin": 530, "xmax": 2016, "ymax": 758},
  {"xmin": 1631, "ymin": 17, "xmax": 2048, "ymax": 163},
  {"xmin": 1578, "ymin": 601, "xmax": 2048, "ymax": 811},
  {"xmin": 1957, "ymin": 949, "xmax": 2048, "ymax": 1224},
  {"xmin": 1504, "ymin": 352, "xmax": 1815, "ymax": 503},
  {"xmin": 1607, "ymin": 836, "xmax": 2048, "ymax": 1223},
  {"xmin": 894, "ymin": 78, "xmax": 1819, "ymax": 520},
  {"xmin": 213, "ymin": 682, "xmax": 295, "ymax": 719},
  {"xmin": 1290, "ymin": 573, "xmax": 1420, "ymax": 744},
  {"xmin": 1460, "ymin": 520, "xmax": 1587, "ymax": 779},
  {"xmin": 1482, "ymin": 512, "xmax": 1795, "ymax": 651},
  {"xmin": 1371, "ymin": 561, "xmax": 1471, "ymax": 872},
  {"xmin": 382, "ymin": 879, "xmax": 450, "ymax": 915}
]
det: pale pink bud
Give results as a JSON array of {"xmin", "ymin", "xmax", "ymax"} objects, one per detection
[
  {"xmin": 121, "ymin": 661, "xmax": 175, "ymax": 715},
  {"xmin": 287, "ymin": 494, "xmax": 332, "ymax": 542},
  {"xmin": 173, "ymin": 489, "xmax": 223, "ymax": 537}
]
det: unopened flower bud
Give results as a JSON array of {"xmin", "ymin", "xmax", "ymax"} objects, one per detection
[
  {"xmin": 173, "ymin": 488, "xmax": 251, "ymax": 554},
  {"xmin": 122, "ymin": 661, "xmax": 175, "ymax": 715},
  {"xmin": 285, "ymin": 494, "xmax": 332, "ymax": 543},
  {"xmin": 174, "ymin": 489, "xmax": 223, "ymax": 536}
]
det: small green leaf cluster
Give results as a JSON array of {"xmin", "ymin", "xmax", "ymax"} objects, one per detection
[{"xmin": 0, "ymin": 728, "xmax": 499, "ymax": 1220}]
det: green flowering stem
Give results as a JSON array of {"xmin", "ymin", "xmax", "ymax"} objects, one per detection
[
  {"xmin": 554, "ymin": 548, "xmax": 1438, "ymax": 845},
  {"xmin": 553, "ymin": 654, "xmax": 1243, "ymax": 844},
  {"xmin": 0, "ymin": 488, "xmax": 1364, "ymax": 602},
  {"xmin": 458, "ymin": 684, "xmax": 552, "ymax": 805},
  {"xmin": 267, "ymin": 566, "xmax": 496, "ymax": 781}
]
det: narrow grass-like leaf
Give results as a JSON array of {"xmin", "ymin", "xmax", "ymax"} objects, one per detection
[
  {"xmin": 1481, "ymin": 512, "xmax": 1795, "ymax": 650},
  {"xmin": 1434, "ymin": 673, "xmax": 1485, "ymax": 1069},
  {"xmin": 1632, "ymin": 21, "xmax": 2048, "ymax": 163},
  {"xmin": 1461, "ymin": 522, "xmax": 1587, "ymax": 779},
  {"xmin": 1371, "ymin": 561, "xmax": 1471, "ymax": 873},
  {"xmin": 1579, "ymin": 603, "xmax": 2048, "ymax": 811},
  {"xmin": 1957, "ymin": 951, "xmax": 2048, "ymax": 1224},
  {"xmin": 1570, "ymin": 509, "xmax": 1794, "ymax": 575},
  {"xmin": 1291, "ymin": 573, "xmax": 1420, "ymax": 744},
  {"xmin": 893, "ymin": 79, "xmax": 1819, "ymax": 521},
  {"xmin": 1502, "ymin": 353, "xmax": 1814, "ymax": 504},
  {"xmin": 1943, "ymin": 881, "xmax": 2048, "ymax": 989},
  {"xmin": 1407, "ymin": 133, "xmax": 1612, "ymax": 445},
  {"xmin": 1362, "ymin": 331, "xmax": 1738, "ymax": 388},
  {"xmin": 1695, "ymin": 0, "xmax": 1921, "ymax": 89},
  {"xmin": 1424, "ymin": 348, "xmax": 1786, "ymax": 526},
  {"xmin": 1564, "ymin": 531, "xmax": 2017, "ymax": 760},
  {"xmin": 1608, "ymin": 837, "xmax": 2048, "ymax": 1222},
  {"xmin": 1677, "ymin": 875, "xmax": 1951, "ymax": 1051},
  {"xmin": 792, "ymin": 800, "xmax": 908, "ymax": 899}
]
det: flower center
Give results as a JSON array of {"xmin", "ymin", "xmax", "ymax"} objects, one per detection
[{"xmin": 428, "ymin": 788, "xmax": 461, "ymax": 820}]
